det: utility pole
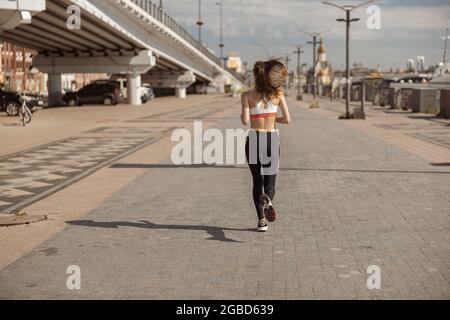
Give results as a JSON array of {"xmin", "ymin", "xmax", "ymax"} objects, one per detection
[
  {"xmin": 197, "ymin": 0, "xmax": 203, "ymax": 43},
  {"xmin": 293, "ymin": 46, "xmax": 304, "ymax": 101},
  {"xmin": 323, "ymin": 0, "xmax": 374, "ymax": 119},
  {"xmin": 299, "ymin": 30, "xmax": 329, "ymax": 108},
  {"xmin": 285, "ymin": 55, "xmax": 291, "ymax": 95},
  {"xmin": 442, "ymin": 27, "xmax": 450, "ymax": 73}
]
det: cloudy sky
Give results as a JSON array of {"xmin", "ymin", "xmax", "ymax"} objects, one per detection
[{"xmin": 162, "ymin": 0, "xmax": 450, "ymax": 71}]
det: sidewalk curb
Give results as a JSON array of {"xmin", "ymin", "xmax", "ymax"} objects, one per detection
[{"xmin": 0, "ymin": 214, "xmax": 48, "ymax": 227}]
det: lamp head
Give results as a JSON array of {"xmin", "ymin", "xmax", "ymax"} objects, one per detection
[{"xmin": 20, "ymin": 11, "xmax": 32, "ymax": 24}]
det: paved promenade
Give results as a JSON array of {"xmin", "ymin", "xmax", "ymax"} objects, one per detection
[{"xmin": 0, "ymin": 94, "xmax": 449, "ymax": 299}]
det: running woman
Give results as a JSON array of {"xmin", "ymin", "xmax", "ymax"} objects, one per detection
[{"xmin": 241, "ymin": 59, "xmax": 291, "ymax": 232}]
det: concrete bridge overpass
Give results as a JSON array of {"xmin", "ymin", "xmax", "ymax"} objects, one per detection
[{"xmin": 0, "ymin": 0, "xmax": 245, "ymax": 105}]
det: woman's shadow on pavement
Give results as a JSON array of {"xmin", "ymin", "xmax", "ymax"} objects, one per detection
[{"xmin": 67, "ymin": 219, "xmax": 257, "ymax": 243}]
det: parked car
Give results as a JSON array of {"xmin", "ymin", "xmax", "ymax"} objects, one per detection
[
  {"xmin": 141, "ymin": 84, "xmax": 155, "ymax": 103},
  {"xmin": 0, "ymin": 89, "xmax": 43, "ymax": 116},
  {"xmin": 108, "ymin": 76, "xmax": 155, "ymax": 103},
  {"xmin": 62, "ymin": 81, "xmax": 122, "ymax": 106}
]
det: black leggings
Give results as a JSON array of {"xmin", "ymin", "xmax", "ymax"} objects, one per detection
[{"xmin": 245, "ymin": 131, "xmax": 280, "ymax": 220}]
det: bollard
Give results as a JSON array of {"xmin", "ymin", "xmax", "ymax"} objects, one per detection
[{"xmin": 359, "ymin": 80, "xmax": 366, "ymax": 119}]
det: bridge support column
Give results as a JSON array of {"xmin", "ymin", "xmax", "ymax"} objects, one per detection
[
  {"xmin": 33, "ymin": 50, "xmax": 155, "ymax": 106},
  {"xmin": 142, "ymin": 70, "xmax": 196, "ymax": 99},
  {"xmin": 175, "ymin": 87, "xmax": 187, "ymax": 99},
  {"xmin": 48, "ymin": 73, "xmax": 63, "ymax": 107},
  {"xmin": 127, "ymin": 73, "xmax": 142, "ymax": 106}
]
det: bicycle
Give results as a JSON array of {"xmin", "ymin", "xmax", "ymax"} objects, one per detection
[{"xmin": 18, "ymin": 95, "xmax": 32, "ymax": 126}]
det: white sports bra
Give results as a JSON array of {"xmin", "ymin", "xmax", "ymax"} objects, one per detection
[{"xmin": 250, "ymin": 100, "xmax": 278, "ymax": 119}]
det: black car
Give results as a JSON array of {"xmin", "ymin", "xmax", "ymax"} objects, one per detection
[
  {"xmin": 0, "ymin": 89, "xmax": 42, "ymax": 116},
  {"xmin": 62, "ymin": 81, "xmax": 121, "ymax": 106}
]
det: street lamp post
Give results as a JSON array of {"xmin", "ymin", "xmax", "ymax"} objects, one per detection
[
  {"xmin": 293, "ymin": 46, "xmax": 304, "ymax": 101},
  {"xmin": 309, "ymin": 36, "xmax": 319, "ymax": 102},
  {"xmin": 158, "ymin": 0, "xmax": 163, "ymax": 21},
  {"xmin": 197, "ymin": 0, "xmax": 203, "ymax": 43},
  {"xmin": 216, "ymin": 1, "xmax": 224, "ymax": 64},
  {"xmin": 323, "ymin": 1, "xmax": 374, "ymax": 119}
]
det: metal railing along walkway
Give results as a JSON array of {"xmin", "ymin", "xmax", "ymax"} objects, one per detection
[{"xmin": 130, "ymin": 0, "xmax": 244, "ymax": 82}]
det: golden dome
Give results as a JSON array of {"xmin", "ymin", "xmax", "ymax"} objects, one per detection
[{"xmin": 318, "ymin": 38, "xmax": 325, "ymax": 54}]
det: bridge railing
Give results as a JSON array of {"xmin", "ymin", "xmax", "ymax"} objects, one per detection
[{"xmin": 130, "ymin": 0, "xmax": 245, "ymax": 83}]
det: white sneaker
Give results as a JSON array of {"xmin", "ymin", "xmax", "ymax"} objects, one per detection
[{"xmin": 257, "ymin": 220, "xmax": 268, "ymax": 232}]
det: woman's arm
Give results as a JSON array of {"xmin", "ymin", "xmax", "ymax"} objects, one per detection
[
  {"xmin": 276, "ymin": 93, "xmax": 291, "ymax": 124},
  {"xmin": 241, "ymin": 93, "xmax": 250, "ymax": 126}
]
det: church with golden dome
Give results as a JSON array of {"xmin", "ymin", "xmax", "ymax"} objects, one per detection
[{"xmin": 314, "ymin": 37, "xmax": 333, "ymax": 95}]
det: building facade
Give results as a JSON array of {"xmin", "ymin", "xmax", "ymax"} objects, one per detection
[
  {"xmin": 1, "ymin": 41, "xmax": 107, "ymax": 94},
  {"xmin": 0, "ymin": 42, "xmax": 46, "ymax": 93},
  {"xmin": 226, "ymin": 52, "xmax": 246, "ymax": 75}
]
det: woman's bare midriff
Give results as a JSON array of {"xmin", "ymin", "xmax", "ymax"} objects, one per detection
[{"xmin": 251, "ymin": 117, "xmax": 276, "ymax": 131}]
